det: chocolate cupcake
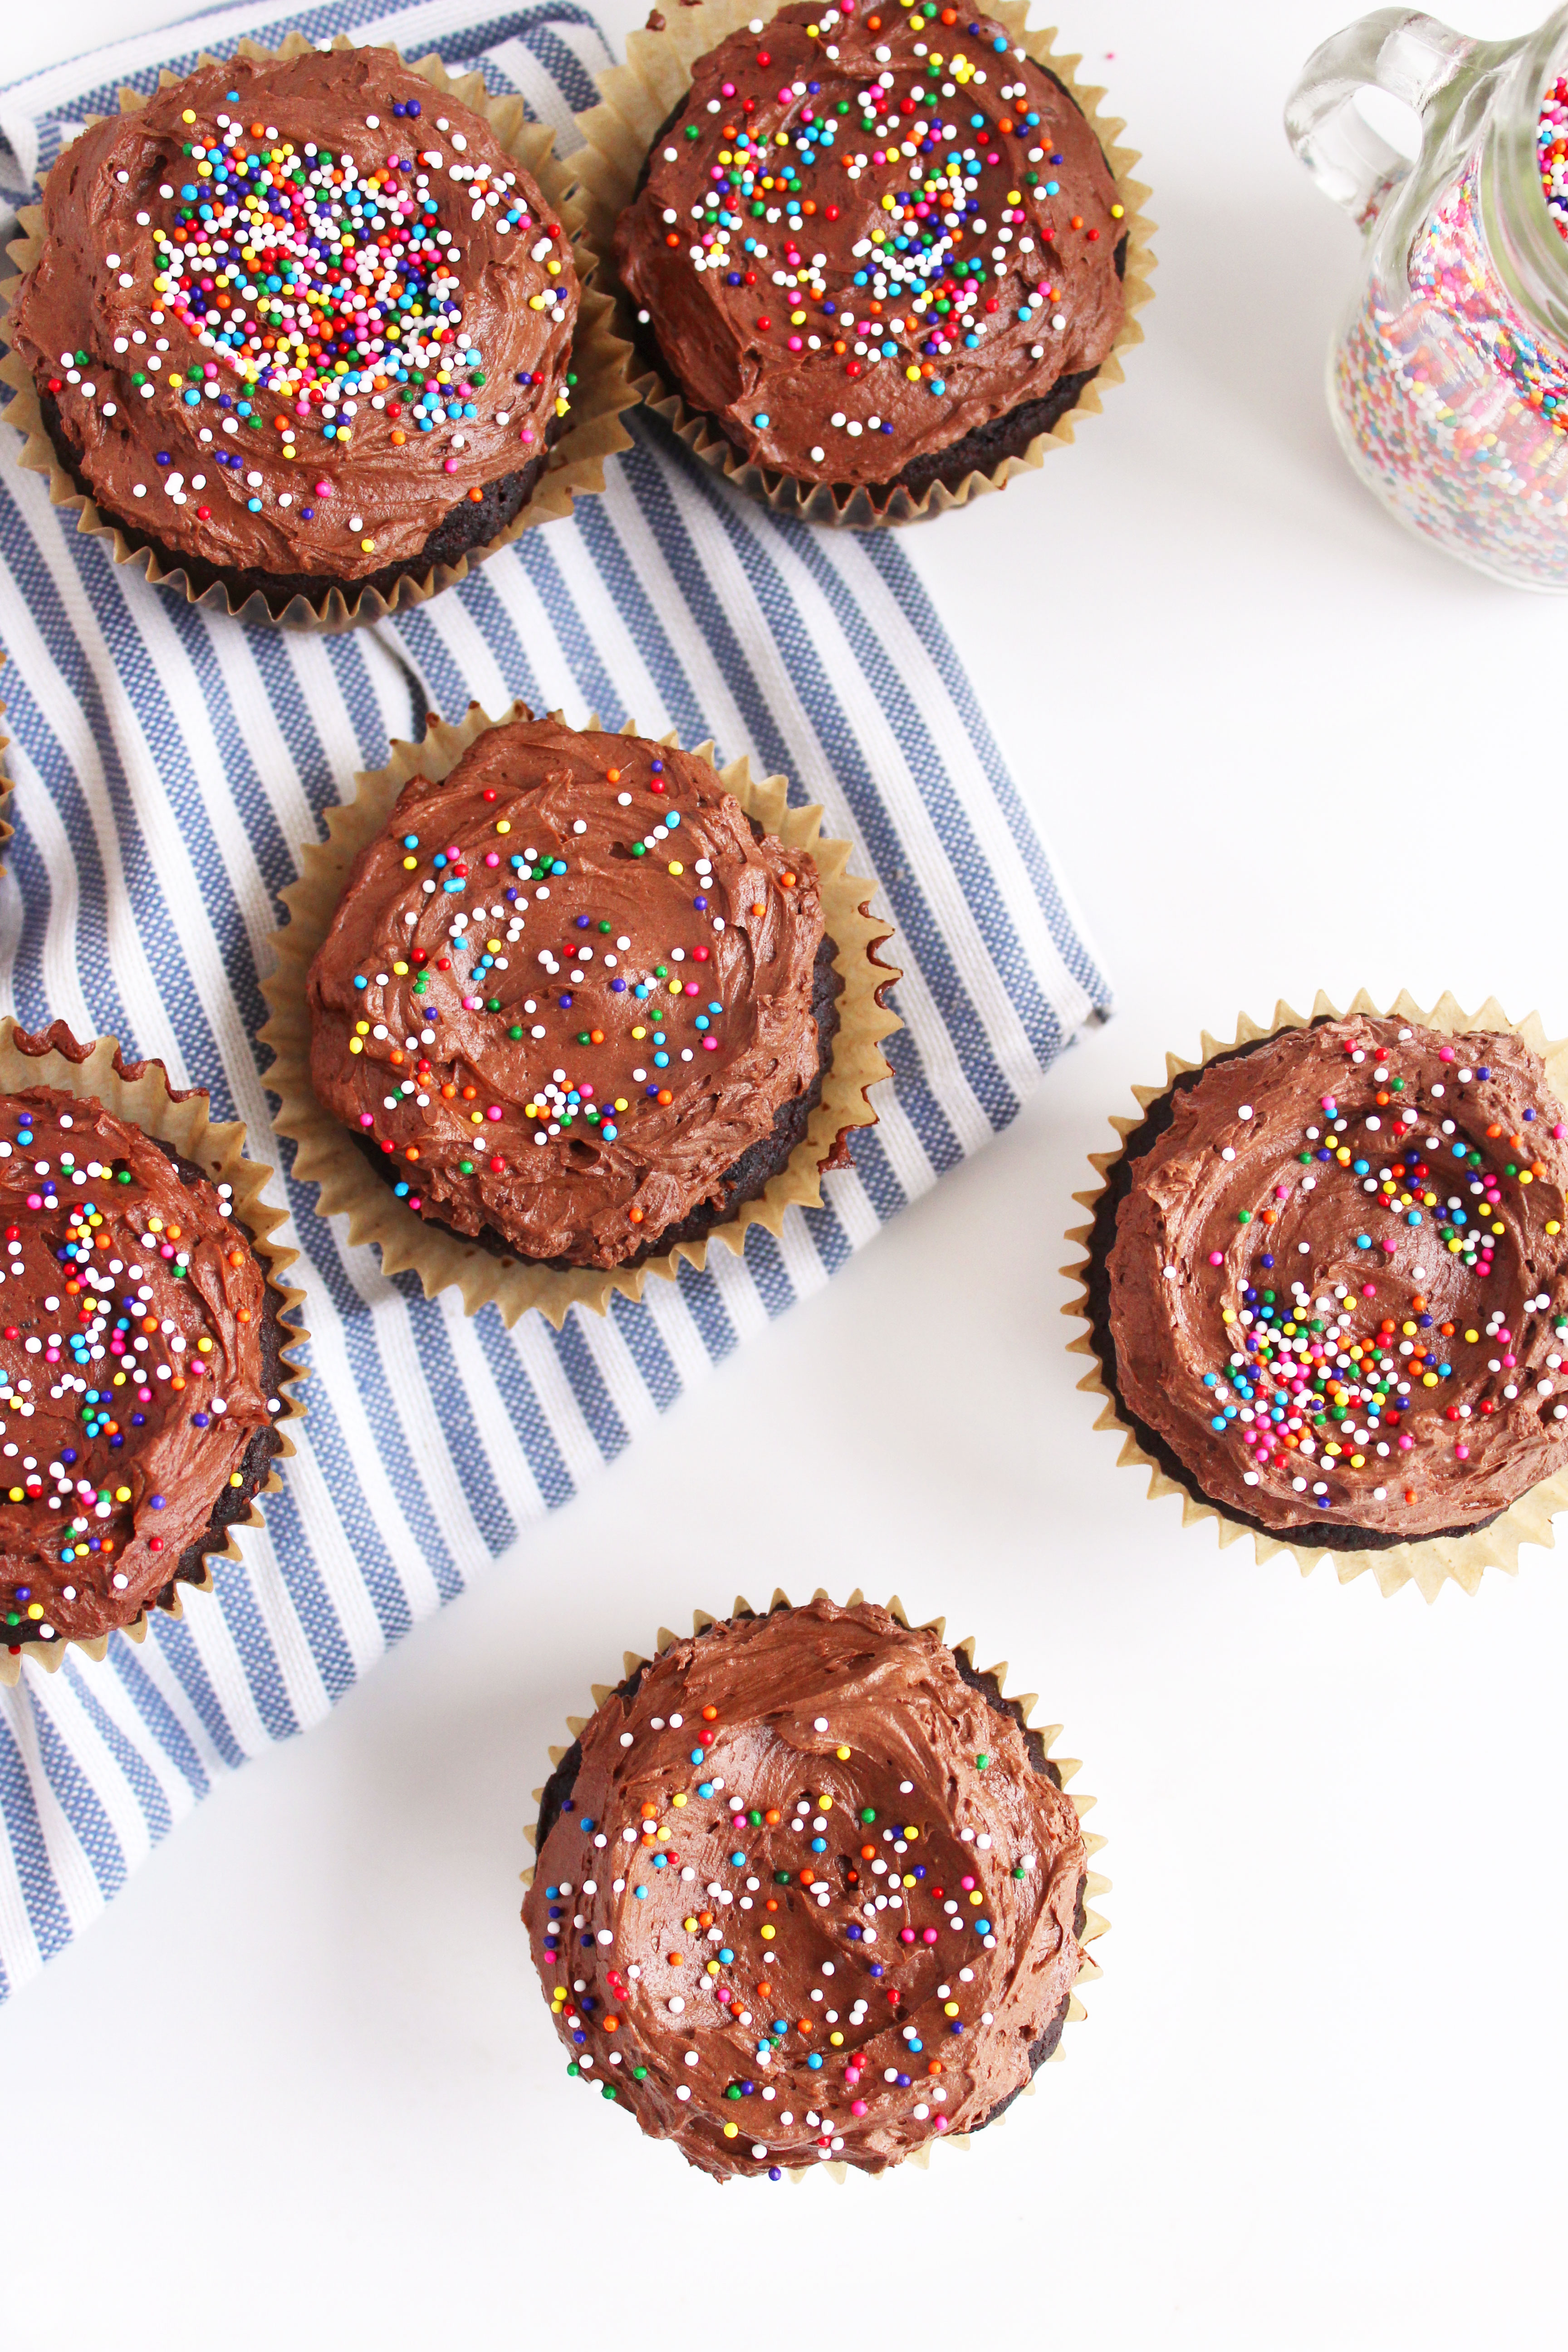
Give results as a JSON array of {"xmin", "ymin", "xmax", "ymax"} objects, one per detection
[
  {"xmin": 265, "ymin": 701, "xmax": 898, "ymax": 1324},
  {"xmin": 1068, "ymin": 996, "xmax": 1568, "ymax": 1597},
  {"xmin": 1, "ymin": 41, "xmax": 632, "ymax": 623},
  {"xmin": 522, "ymin": 1596, "xmax": 1100, "ymax": 2179},
  {"xmin": 0, "ymin": 1023, "xmax": 305, "ymax": 1672},
  {"xmin": 578, "ymin": 0, "xmax": 1153, "ymax": 523}
]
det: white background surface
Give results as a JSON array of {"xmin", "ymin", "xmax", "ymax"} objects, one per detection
[{"xmin": 3, "ymin": 1, "xmax": 1565, "ymax": 2346}]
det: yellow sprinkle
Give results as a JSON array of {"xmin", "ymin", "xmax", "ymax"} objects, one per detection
[
  {"xmin": 828, "ymin": 2031, "xmax": 843, "ymax": 2045},
  {"xmin": 181, "ymin": 108, "xmax": 196, "ymax": 122},
  {"xmin": 392, "ymin": 961, "xmax": 409, "ymax": 976},
  {"xmin": 359, "ymin": 535, "xmax": 374, "ymax": 552},
  {"xmin": 760, "ymin": 1924, "xmax": 775, "ymax": 1940},
  {"xmin": 836, "ymin": 1745, "xmax": 850, "ymax": 1761},
  {"xmin": 355, "ymin": 1021, "xmax": 369, "ymax": 1036},
  {"xmin": 1111, "ymin": 203, "xmax": 1125, "ymax": 218},
  {"xmin": 943, "ymin": 2001, "xmax": 959, "ymax": 2017},
  {"xmin": 402, "ymin": 856, "xmax": 417, "ymax": 870},
  {"xmin": 196, "ymin": 1338, "xmax": 213, "ymax": 1355},
  {"xmin": 495, "ymin": 819, "xmax": 511, "ymax": 834},
  {"xmin": 615, "ymin": 1099, "xmax": 628, "ymax": 1112},
  {"xmin": 668, "ymin": 861, "xmax": 684, "ymax": 876},
  {"xmin": 818, "ymin": 1794, "xmax": 833, "ymax": 1810},
  {"xmin": 1465, "ymin": 1329, "xmax": 1479, "ymax": 1342},
  {"xmin": 632, "ymin": 1026, "xmax": 647, "ymax": 1040},
  {"xmin": 723, "ymin": 2122, "xmax": 738, "ymax": 2138},
  {"xmin": 349, "ymin": 1038, "xmax": 363, "ymax": 1054},
  {"xmin": 672, "ymin": 1792, "xmax": 687, "ymax": 1807},
  {"xmin": 1549, "ymin": 1220, "xmax": 1563, "ymax": 1235}
]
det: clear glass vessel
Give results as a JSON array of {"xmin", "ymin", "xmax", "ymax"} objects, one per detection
[{"xmin": 1287, "ymin": 5, "xmax": 1568, "ymax": 588}]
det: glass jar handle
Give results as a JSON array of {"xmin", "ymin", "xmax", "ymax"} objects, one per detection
[{"xmin": 1285, "ymin": 9, "xmax": 1477, "ymax": 227}]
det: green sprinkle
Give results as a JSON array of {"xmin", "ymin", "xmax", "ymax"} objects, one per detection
[{"xmin": 975, "ymin": 1752, "xmax": 990, "ymax": 1770}]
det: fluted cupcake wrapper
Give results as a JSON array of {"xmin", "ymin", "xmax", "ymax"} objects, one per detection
[
  {"xmin": 521, "ymin": 1585, "xmax": 1107, "ymax": 2183},
  {"xmin": 0, "ymin": 33, "xmax": 638, "ymax": 632},
  {"xmin": 571, "ymin": 0, "xmax": 1155, "ymax": 528},
  {"xmin": 1063, "ymin": 988, "xmax": 1568, "ymax": 1603},
  {"xmin": 0, "ymin": 1019, "xmax": 309, "ymax": 1682},
  {"xmin": 258, "ymin": 699, "xmax": 901, "ymax": 1327}
]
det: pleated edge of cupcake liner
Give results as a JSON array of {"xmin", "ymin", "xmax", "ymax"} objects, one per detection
[
  {"xmin": 0, "ymin": 34, "xmax": 638, "ymax": 634},
  {"xmin": 568, "ymin": 0, "xmax": 1156, "ymax": 528},
  {"xmin": 0, "ymin": 1017, "xmax": 310, "ymax": 1685},
  {"xmin": 519, "ymin": 1585, "xmax": 1107, "ymax": 2185},
  {"xmin": 257, "ymin": 697, "xmax": 901, "ymax": 1328},
  {"xmin": 1059, "ymin": 985, "xmax": 1568, "ymax": 1604}
]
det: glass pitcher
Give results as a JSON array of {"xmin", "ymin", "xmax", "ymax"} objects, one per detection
[{"xmin": 1287, "ymin": 5, "xmax": 1568, "ymax": 588}]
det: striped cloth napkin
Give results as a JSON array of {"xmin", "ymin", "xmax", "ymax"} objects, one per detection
[{"xmin": 0, "ymin": 0, "xmax": 1111, "ymax": 1999}]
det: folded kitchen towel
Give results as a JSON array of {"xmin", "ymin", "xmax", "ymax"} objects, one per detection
[{"xmin": 0, "ymin": 0, "xmax": 1111, "ymax": 1997}]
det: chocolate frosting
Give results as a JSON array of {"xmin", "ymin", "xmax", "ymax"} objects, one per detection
[
  {"xmin": 0, "ymin": 1088, "xmax": 283, "ymax": 1646},
  {"xmin": 306, "ymin": 715, "xmax": 826, "ymax": 1270},
  {"xmin": 522, "ymin": 1599, "xmax": 1087, "ymax": 2179},
  {"xmin": 612, "ymin": 0, "xmax": 1124, "ymax": 485},
  {"xmin": 9, "ymin": 49, "xmax": 578, "ymax": 581},
  {"xmin": 1103, "ymin": 1016, "xmax": 1568, "ymax": 1541}
]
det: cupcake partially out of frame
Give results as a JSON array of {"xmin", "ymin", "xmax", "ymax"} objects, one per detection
[
  {"xmin": 521, "ymin": 1594, "xmax": 1104, "ymax": 2180},
  {"xmin": 575, "ymin": 0, "xmax": 1154, "ymax": 526},
  {"xmin": 261, "ymin": 701, "xmax": 898, "ymax": 1325},
  {"xmin": 1066, "ymin": 992, "xmax": 1568, "ymax": 1601},
  {"xmin": 0, "ymin": 1020, "xmax": 306, "ymax": 1678},
  {"xmin": 0, "ymin": 38, "xmax": 634, "ymax": 627}
]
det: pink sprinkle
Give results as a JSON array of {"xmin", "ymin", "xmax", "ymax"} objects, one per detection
[
  {"xmin": 315, "ymin": 479, "xmax": 332, "ymax": 496},
  {"xmin": 462, "ymin": 994, "xmax": 482, "ymax": 1010},
  {"xmin": 934, "ymin": 2116, "xmax": 949, "ymax": 2133},
  {"xmin": 788, "ymin": 336, "xmax": 803, "ymax": 351},
  {"xmin": 921, "ymin": 1926, "xmax": 938, "ymax": 1943},
  {"xmin": 1362, "ymin": 1282, "xmax": 1377, "ymax": 1296},
  {"xmin": 900, "ymin": 1927, "xmax": 915, "ymax": 1944},
  {"xmin": 1439, "ymin": 1045, "xmax": 1455, "ymax": 1062},
  {"xmin": 1455, "ymin": 1444, "xmax": 1470, "ymax": 1459},
  {"xmin": 484, "ymin": 851, "xmax": 500, "ymax": 867},
  {"xmin": 443, "ymin": 457, "xmax": 459, "ymax": 474},
  {"xmin": 1381, "ymin": 1237, "xmax": 1398, "ymax": 1253},
  {"xmin": 486, "ymin": 1105, "xmax": 503, "ymax": 1121},
  {"xmin": 1398, "ymin": 1433, "xmax": 1414, "ymax": 1450},
  {"xmin": 1556, "ymin": 1123, "xmax": 1566, "ymax": 1140},
  {"xmin": 359, "ymin": 1115, "xmax": 374, "ymax": 1129},
  {"xmin": 1208, "ymin": 1250, "xmax": 1224, "ymax": 1266},
  {"xmin": 24, "ymin": 1194, "xmax": 39, "ymax": 1210},
  {"xmin": 851, "ymin": 2099, "xmax": 867, "ymax": 2117},
  {"xmin": 721, "ymin": 79, "xmax": 736, "ymax": 95},
  {"xmin": 1274, "ymin": 1183, "xmax": 1289, "ymax": 1199},
  {"xmin": 702, "ymin": 1037, "xmax": 719, "ymax": 1050},
  {"xmin": 960, "ymin": 1875, "xmax": 975, "ymax": 1891},
  {"xmin": 520, "ymin": 427, "xmax": 535, "ymax": 444},
  {"xmin": 1503, "ymin": 1353, "xmax": 1517, "ymax": 1368}
]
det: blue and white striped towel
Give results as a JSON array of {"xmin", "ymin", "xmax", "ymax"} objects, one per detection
[{"xmin": 0, "ymin": 0, "xmax": 1111, "ymax": 1999}]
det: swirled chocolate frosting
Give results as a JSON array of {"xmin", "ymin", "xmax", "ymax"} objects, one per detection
[
  {"xmin": 1102, "ymin": 1016, "xmax": 1568, "ymax": 1542},
  {"xmin": 8, "ymin": 48, "xmax": 578, "ymax": 581},
  {"xmin": 523, "ymin": 1598, "xmax": 1087, "ymax": 2179},
  {"xmin": 306, "ymin": 715, "xmax": 826, "ymax": 1270},
  {"xmin": 612, "ymin": 0, "xmax": 1124, "ymax": 485},
  {"xmin": 0, "ymin": 1088, "xmax": 284, "ymax": 1649}
]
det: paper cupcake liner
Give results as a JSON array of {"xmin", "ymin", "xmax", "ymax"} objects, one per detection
[
  {"xmin": 0, "ymin": 1018, "xmax": 309, "ymax": 1681},
  {"xmin": 572, "ymin": 0, "xmax": 1155, "ymax": 528},
  {"xmin": 258, "ymin": 700, "xmax": 900, "ymax": 1327},
  {"xmin": 0, "ymin": 34, "xmax": 637, "ymax": 632},
  {"xmin": 521, "ymin": 1584, "xmax": 1107, "ymax": 2183},
  {"xmin": 1063, "ymin": 988, "xmax": 1568, "ymax": 1603}
]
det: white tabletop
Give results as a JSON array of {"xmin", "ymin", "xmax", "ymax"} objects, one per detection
[{"xmin": 3, "ymin": 1, "xmax": 1563, "ymax": 2346}]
